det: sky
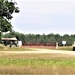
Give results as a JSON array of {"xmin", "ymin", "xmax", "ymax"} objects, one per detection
[{"xmin": 11, "ymin": 0, "xmax": 75, "ymax": 35}]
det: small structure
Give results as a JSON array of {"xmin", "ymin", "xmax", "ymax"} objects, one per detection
[
  {"xmin": 18, "ymin": 41, "xmax": 22, "ymax": 47},
  {"xmin": 56, "ymin": 42, "xmax": 58, "ymax": 49},
  {"xmin": 62, "ymin": 41, "xmax": 66, "ymax": 46},
  {"xmin": 2, "ymin": 37, "xmax": 18, "ymax": 47}
]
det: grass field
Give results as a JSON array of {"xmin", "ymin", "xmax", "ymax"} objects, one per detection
[
  {"xmin": 0, "ymin": 46, "xmax": 35, "ymax": 51},
  {"xmin": 0, "ymin": 53, "xmax": 75, "ymax": 75},
  {"xmin": 0, "ymin": 43, "xmax": 73, "ymax": 51},
  {"xmin": 0, "ymin": 45, "xmax": 74, "ymax": 75}
]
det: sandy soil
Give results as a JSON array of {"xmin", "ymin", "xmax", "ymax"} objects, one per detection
[{"xmin": 0, "ymin": 49, "xmax": 75, "ymax": 56}]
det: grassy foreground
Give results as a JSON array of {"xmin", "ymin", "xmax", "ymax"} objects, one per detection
[{"xmin": 0, "ymin": 54, "xmax": 75, "ymax": 75}]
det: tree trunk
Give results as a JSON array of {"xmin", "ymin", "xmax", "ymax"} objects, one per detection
[
  {"xmin": 0, "ymin": 32, "xmax": 2, "ymax": 43},
  {"xmin": 0, "ymin": 17, "xmax": 2, "ymax": 43}
]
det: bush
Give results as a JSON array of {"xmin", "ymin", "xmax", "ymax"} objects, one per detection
[{"xmin": 0, "ymin": 44, "xmax": 6, "ymax": 49}]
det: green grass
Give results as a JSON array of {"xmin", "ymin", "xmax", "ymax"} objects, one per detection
[
  {"xmin": 0, "ymin": 54, "xmax": 75, "ymax": 75},
  {"xmin": 0, "ymin": 47, "xmax": 34, "ymax": 51},
  {"xmin": 0, "ymin": 57, "xmax": 75, "ymax": 67},
  {"xmin": 1, "ymin": 59, "xmax": 73, "ymax": 66},
  {"xmin": 57, "ymin": 46, "xmax": 72, "ymax": 50}
]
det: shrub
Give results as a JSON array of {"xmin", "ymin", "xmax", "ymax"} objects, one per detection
[{"xmin": 0, "ymin": 44, "xmax": 6, "ymax": 49}]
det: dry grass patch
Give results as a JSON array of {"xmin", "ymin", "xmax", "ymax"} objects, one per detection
[
  {"xmin": 0, "ymin": 53, "xmax": 75, "ymax": 60},
  {"xmin": 0, "ymin": 66, "xmax": 75, "ymax": 75},
  {"xmin": 57, "ymin": 46, "xmax": 72, "ymax": 51}
]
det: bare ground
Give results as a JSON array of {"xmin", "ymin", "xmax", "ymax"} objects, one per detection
[{"xmin": 0, "ymin": 49, "xmax": 75, "ymax": 56}]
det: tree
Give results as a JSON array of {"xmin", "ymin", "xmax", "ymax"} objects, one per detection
[
  {"xmin": 47, "ymin": 33, "xmax": 56, "ymax": 43},
  {"xmin": 55, "ymin": 34, "xmax": 62, "ymax": 45},
  {"xmin": 0, "ymin": 0, "xmax": 19, "ymax": 42}
]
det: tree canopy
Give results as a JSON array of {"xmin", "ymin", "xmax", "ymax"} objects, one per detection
[
  {"xmin": 0, "ymin": 0, "xmax": 19, "ymax": 42},
  {"xmin": 0, "ymin": 0, "xmax": 19, "ymax": 32}
]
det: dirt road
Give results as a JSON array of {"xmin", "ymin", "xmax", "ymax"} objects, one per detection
[{"xmin": 0, "ymin": 49, "xmax": 75, "ymax": 56}]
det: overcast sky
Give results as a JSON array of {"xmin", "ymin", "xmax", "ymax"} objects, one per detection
[{"xmin": 11, "ymin": 0, "xmax": 75, "ymax": 35}]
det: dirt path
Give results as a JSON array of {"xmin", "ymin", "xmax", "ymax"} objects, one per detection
[{"xmin": 0, "ymin": 49, "xmax": 75, "ymax": 56}]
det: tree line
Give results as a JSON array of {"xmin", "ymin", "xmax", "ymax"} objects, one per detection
[{"xmin": 2, "ymin": 31, "xmax": 75, "ymax": 46}]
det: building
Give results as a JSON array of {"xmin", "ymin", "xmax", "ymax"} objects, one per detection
[{"xmin": 2, "ymin": 37, "xmax": 18, "ymax": 47}]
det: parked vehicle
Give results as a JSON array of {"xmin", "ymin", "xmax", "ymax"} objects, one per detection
[{"xmin": 72, "ymin": 41, "xmax": 75, "ymax": 51}]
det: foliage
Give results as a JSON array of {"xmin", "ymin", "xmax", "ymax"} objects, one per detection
[
  {"xmin": 0, "ymin": 44, "xmax": 6, "ymax": 49},
  {"xmin": 0, "ymin": 0, "xmax": 19, "ymax": 43},
  {"xmin": 0, "ymin": 0, "xmax": 19, "ymax": 19},
  {"xmin": 1, "ymin": 17, "xmax": 12, "ymax": 32}
]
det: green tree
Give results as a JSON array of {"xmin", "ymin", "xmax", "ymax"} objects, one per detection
[
  {"xmin": 0, "ymin": 0, "xmax": 19, "ymax": 43},
  {"xmin": 41, "ymin": 34, "xmax": 47, "ymax": 44},
  {"xmin": 47, "ymin": 33, "xmax": 56, "ymax": 43},
  {"xmin": 55, "ymin": 34, "xmax": 62, "ymax": 45}
]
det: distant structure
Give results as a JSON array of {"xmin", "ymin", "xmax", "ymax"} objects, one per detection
[
  {"xmin": 56, "ymin": 42, "xmax": 58, "ymax": 49},
  {"xmin": 2, "ymin": 37, "xmax": 18, "ymax": 47}
]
